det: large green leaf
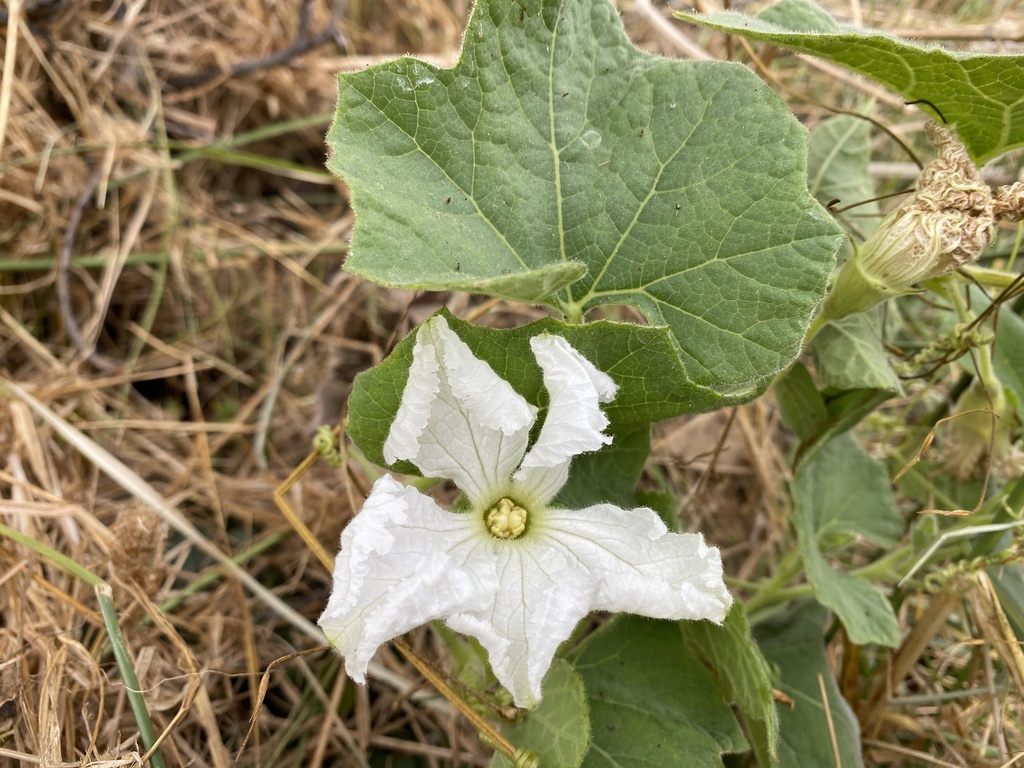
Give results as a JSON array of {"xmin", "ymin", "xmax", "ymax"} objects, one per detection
[
  {"xmin": 792, "ymin": 432, "xmax": 902, "ymax": 646},
  {"xmin": 680, "ymin": 603, "xmax": 779, "ymax": 767},
  {"xmin": 569, "ymin": 616, "xmax": 746, "ymax": 767},
  {"xmin": 557, "ymin": 424, "xmax": 651, "ymax": 509},
  {"xmin": 348, "ymin": 311, "xmax": 735, "ymax": 506},
  {"xmin": 677, "ymin": 0, "xmax": 1024, "ymax": 163},
  {"xmin": 490, "ymin": 660, "xmax": 590, "ymax": 768},
  {"xmin": 330, "ymin": 0, "xmax": 842, "ymax": 391},
  {"xmin": 755, "ymin": 602, "xmax": 865, "ymax": 768}
]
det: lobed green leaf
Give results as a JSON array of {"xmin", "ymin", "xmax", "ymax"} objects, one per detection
[
  {"xmin": 490, "ymin": 660, "xmax": 591, "ymax": 768},
  {"xmin": 569, "ymin": 615, "xmax": 747, "ymax": 767},
  {"xmin": 791, "ymin": 432, "xmax": 902, "ymax": 646},
  {"xmin": 677, "ymin": 0, "xmax": 1024, "ymax": 163},
  {"xmin": 680, "ymin": 603, "xmax": 779, "ymax": 767},
  {"xmin": 347, "ymin": 311, "xmax": 737, "ymax": 507},
  {"xmin": 330, "ymin": 0, "xmax": 842, "ymax": 392},
  {"xmin": 755, "ymin": 602, "xmax": 865, "ymax": 768}
]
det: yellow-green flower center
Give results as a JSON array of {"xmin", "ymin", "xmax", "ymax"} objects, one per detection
[{"xmin": 486, "ymin": 498, "xmax": 528, "ymax": 539}]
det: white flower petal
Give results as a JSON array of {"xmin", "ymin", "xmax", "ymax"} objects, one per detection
[
  {"xmin": 318, "ymin": 475, "xmax": 495, "ymax": 682},
  {"xmin": 515, "ymin": 335, "xmax": 618, "ymax": 503},
  {"xmin": 433, "ymin": 318, "xmax": 536, "ymax": 436},
  {"xmin": 327, "ymin": 326, "xmax": 728, "ymax": 711},
  {"xmin": 539, "ymin": 504, "xmax": 732, "ymax": 623},
  {"xmin": 384, "ymin": 316, "xmax": 537, "ymax": 506},
  {"xmin": 383, "ymin": 326, "xmax": 441, "ymax": 466},
  {"xmin": 445, "ymin": 542, "xmax": 591, "ymax": 708}
]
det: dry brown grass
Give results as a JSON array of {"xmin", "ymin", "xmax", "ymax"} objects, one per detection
[{"xmin": 1, "ymin": 0, "xmax": 1022, "ymax": 765}]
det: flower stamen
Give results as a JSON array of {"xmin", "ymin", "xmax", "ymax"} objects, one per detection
[{"xmin": 486, "ymin": 498, "xmax": 528, "ymax": 539}]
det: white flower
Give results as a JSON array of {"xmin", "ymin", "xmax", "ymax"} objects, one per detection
[{"xmin": 318, "ymin": 316, "xmax": 732, "ymax": 708}]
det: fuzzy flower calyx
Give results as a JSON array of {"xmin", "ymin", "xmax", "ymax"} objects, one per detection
[
  {"xmin": 822, "ymin": 123, "xmax": 1024, "ymax": 321},
  {"xmin": 318, "ymin": 316, "xmax": 732, "ymax": 708}
]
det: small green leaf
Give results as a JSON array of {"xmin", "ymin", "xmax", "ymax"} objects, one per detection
[
  {"xmin": 798, "ymin": 551, "xmax": 898, "ymax": 646},
  {"xmin": 807, "ymin": 113, "xmax": 880, "ymax": 236},
  {"xmin": 792, "ymin": 432, "xmax": 902, "ymax": 645},
  {"xmin": 813, "ymin": 309, "xmax": 902, "ymax": 395},
  {"xmin": 570, "ymin": 615, "xmax": 747, "ymax": 767},
  {"xmin": 330, "ymin": 0, "xmax": 842, "ymax": 392},
  {"xmin": 989, "ymin": 561, "xmax": 1024, "ymax": 641},
  {"xmin": 796, "ymin": 430, "xmax": 902, "ymax": 549},
  {"xmin": 775, "ymin": 363, "xmax": 893, "ymax": 468},
  {"xmin": 347, "ymin": 311, "xmax": 732, "ymax": 474},
  {"xmin": 490, "ymin": 660, "xmax": 590, "ymax": 768},
  {"xmin": 755, "ymin": 602, "xmax": 865, "ymax": 768},
  {"xmin": 993, "ymin": 305, "xmax": 1024, "ymax": 423},
  {"xmin": 677, "ymin": 0, "xmax": 1024, "ymax": 163},
  {"xmin": 776, "ymin": 362, "xmax": 829, "ymax": 443},
  {"xmin": 680, "ymin": 603, "xmax": 779, "ymax": 767}
]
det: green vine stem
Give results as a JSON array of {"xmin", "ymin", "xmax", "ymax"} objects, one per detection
[
  {"xmin": 803, "ymin": 310, "xmax": 829, "ymax": 348},
  {"xmin": 0, "ymin": 522, "xmax": 167, "ymax": 768},
  {"xmin": 968, "ymin": 473, "xmax": 1024, "ymax": 559},
  {"xmin": 745, "ymin": 546, "xmax": 917, "ymax": 617},
  {"xmin": 744, "ymin": 549, "xmax": 804, "ymax": 615},
  {"xmin": 960, "ymin": 263, "xmax": 1022, "ymax": 290},
  {"xmin": 931, "ymin": 274, "xmax": 999, "ymax": 394}
]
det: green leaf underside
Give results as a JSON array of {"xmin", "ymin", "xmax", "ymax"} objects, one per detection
[
  {"xmin": 489, "ymin": 660, "xmax": 590, "ymax": 768},
  {"xmin": 792, "ymin": 432, "xmax": 901, "ymax": 646},
  {"xmin": 677, "ymin": 0, "xmax": 1024, "ymax": 163},
  {"xmin": 569, "ymin": 616, "xmax": 746, "ymax": 767},
  {"xmin": 434, "ymin": 623, "xmax": 496, "ymax": 695},
  {"xmin": 755, "ymin": 602, "xmax": 865, "ymax": 768},
  {"xmin": 347, "ymin": 310, "xmax": 733, "ymax": 475},
  {"xmin": 330, "ymin": 0, "xmax": 841, "ymax": 390},
  {"xmin": 680, "ymin": 603, "xmax": 779, "ymax": 767}
]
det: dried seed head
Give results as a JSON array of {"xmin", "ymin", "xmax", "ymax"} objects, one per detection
[
  {"xmin": 822, "ymin": 123, "xmax": 1012, "ymax": 321},
  {"xmin": 993, "ymin": 182, "xmax": 1024, "ymax": 222}
]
